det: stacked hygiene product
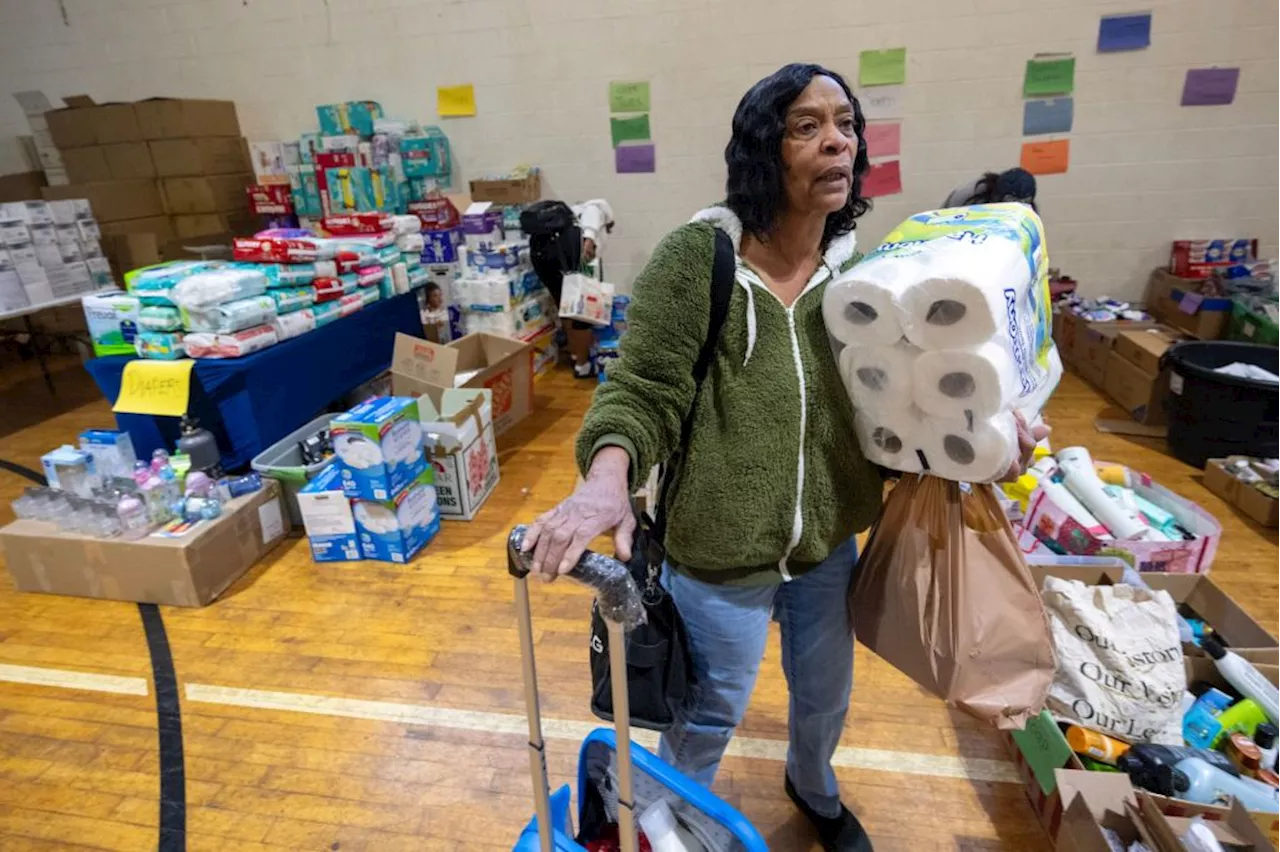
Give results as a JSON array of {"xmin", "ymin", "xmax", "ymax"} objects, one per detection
[
  {"xmin": 124, "ymin": 260, "xmax": 224, "ymax": 359},
  {"xmin": 824, "ymin": 203, "xmax": 1062, "ymax": 482},
  {"xmin": 172, "ymin": 265, "xmax": 278, "ymax": 359},
  {"xmin": 449, "ymin": 202, "xmax": 555, "ymax": 340},
  {"xmin": 298, "ymin": 396, "xmax": 441, "ymax": 563}
]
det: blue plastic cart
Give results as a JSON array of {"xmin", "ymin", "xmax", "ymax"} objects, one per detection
[{"xmin": 506, "ymin": 527, "xmax": 768, "ymax": 852}]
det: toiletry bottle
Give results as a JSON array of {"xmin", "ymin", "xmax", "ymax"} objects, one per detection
[
  {"xmin": 1255, "ymin": 722, "xmax": 1278, "ymax": 773},
  {"xmin": 1225, "ymin": 732, "xmax": 1263, "ymax": 776},
  {"xmin": 1065, "ymin": 726, "xmax": 1130, "ymax": 765},
  {"xmin": 1215, "ymin": 700, "xmax": 1270, "ymax": 747},
  {"xmin": 1118, "ymin": 743, "xmax": 1240, "ymax": 794},
  {"xmin": 1202, "ymin": 637, "xmax": 1280, "ymax": 724},
  {"xmin": 1159, "ymin": 757, "xmax": 1279, "ymax": 813},
  {"xmin": 1183, "ymin": 688, "xmax": 1234, "ymax": 749}
]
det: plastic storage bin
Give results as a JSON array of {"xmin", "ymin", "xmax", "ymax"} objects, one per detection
[
  {"xmin": 1163, "ymin": 341, "xmax": 1279, "ymax": 468},
  {"xmin": 250, "ymin": 412, "xmax": 339, "ymax": 527}
]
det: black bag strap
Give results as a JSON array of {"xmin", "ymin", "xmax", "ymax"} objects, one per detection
[{"xmin": 650, "ymin": 227, "xmax": 735, "ymax": 543}]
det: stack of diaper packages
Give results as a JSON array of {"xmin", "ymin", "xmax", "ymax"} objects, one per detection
[
  {"xmin": 171, "ymin": 265, "xmax": 279, "ymax": 360},
  {"xmin": 823, "ymin": 203, "xmax": 1063, "ymax": 482},
  {"xmin": 309, "ymin": 396, "xmax": 441, "ymax": 563},
  {"xmin": 125, "ymin": 260, "xmax": 226, "ymax": 359}
]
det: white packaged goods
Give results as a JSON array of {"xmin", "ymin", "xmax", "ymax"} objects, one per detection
[
  {"xmin": 1042, "ymin": 576, "xmax": 1186, "ymax": 745},
  {"xmin": 825, "ymin": 204, "xmax": 1062, "ymax": 482},
  {"xmin": 181, "ymin": 295, "xmax": 277, "ymax": 334},
  {"xmin": 184, "ymin": 325, "xmax": 278, "ymax": 359},
  {"xmin": 171, "ymin": 268, "xmax": 269, "ymax": 310},
  {"xmin": 558, "ymin": 273, "xmax": 614, "ymax": 326}
]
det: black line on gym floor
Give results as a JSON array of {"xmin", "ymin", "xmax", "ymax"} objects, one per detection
[{"xmin": 139, "ymin": 603, "xmax": 187, "ymax": 851}]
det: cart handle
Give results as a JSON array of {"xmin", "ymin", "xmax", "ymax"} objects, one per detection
[{"xmin": 507, "ymin": 525, "xmax": 647, "ymax": 631}]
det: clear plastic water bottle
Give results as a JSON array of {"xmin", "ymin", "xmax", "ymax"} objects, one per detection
[{"xmin": 117, "ymin": 494, "xmax": 150, "ymax": 539}]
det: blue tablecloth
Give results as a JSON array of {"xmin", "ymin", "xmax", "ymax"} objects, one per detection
[{"xmin": 85, "ymin": 291, "xmax": 423, "ymax": 469}]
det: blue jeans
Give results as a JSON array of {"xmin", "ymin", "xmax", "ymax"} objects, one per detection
[{"xmin": 658, "ymin": 539, "xmax": 857, "ymax": 819}]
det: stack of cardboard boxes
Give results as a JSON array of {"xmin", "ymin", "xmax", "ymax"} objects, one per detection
[{"xmin": 39, "ymin": 96, "xmax": 255, "ymax": 273}]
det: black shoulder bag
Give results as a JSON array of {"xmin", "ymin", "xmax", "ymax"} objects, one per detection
[{"xmin": 588, "ymin": 227, "xmax": 736, "ymax": 731}]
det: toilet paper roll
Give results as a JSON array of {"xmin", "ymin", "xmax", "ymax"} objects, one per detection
[
  {"xmin": 853, "ymin": 407, "xmax": 923, "ymax": 473},
  {"xmin": 822, "ymin": 266, "xmax": 911, "ymax": 346},
  {"xmin": 895, "ymin": 237, "xmax": 1035, "ymax": 351},
  {"xmin": 918, "ymin": 412, "xmax": 1018, "ymax": 483},
  {"xmin": 839, "ymin": 340, "xmax": 921, "ymax": 412},
  {"xmin": 912, "ymin": 341, "xmax": 1018, "ymax": 419}
]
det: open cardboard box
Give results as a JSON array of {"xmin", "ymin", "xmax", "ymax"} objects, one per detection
[
  {"xmin": 1204, "ymin": 459, "xmax": 1280, "ymax": 528},
  {"xmin": 0, "ymin": 481, "xmax": 286, "ymax": 607},
  {"xmin": 418, "ymin": 388, "xmax": 500, "ymax": 520},
  {"xmin": 390, "ymin": 331, "xmax": 534, "ymax": 438}
]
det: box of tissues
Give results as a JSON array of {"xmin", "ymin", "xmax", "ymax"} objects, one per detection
[
  {"xmin": 352, "ymin": 467, "xmax": 440, "ymax": 562},
  {"xmin": 297, "ymin": 463, "xmax": 360, "ymax": 563},
  {"xmin": 331, "ymin": 396, "xmax": 427, "ymax": 501}
]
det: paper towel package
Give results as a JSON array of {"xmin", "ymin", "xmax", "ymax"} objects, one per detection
[
  {"xmin": 330, "ymin": 396, "xmax": 427, "ymax": 501},
  {"xmin": 352, "ymin": 467, "xmax": 441, "ymax": 563},
  {"xmin": 826, "ymin": 204, "xmax": 1061, "ymax": 482},
  {"xmin": 297, "ymin": 463, "xmax": 360, "ymax": 563}
]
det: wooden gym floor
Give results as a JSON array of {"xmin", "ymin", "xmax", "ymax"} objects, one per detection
[{"xmin": 0, "ymin": 356, "xmax": 1275, "ymax": 851}]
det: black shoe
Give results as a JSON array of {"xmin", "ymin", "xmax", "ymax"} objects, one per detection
[{"xmin": 785, "ymin": 774, "xmax": 873, "ymax": 852}]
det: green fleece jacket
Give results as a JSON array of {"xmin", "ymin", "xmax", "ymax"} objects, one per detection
[{"xmin": 575, "ymin": 205, "xmax": 884, "ymax": 584}]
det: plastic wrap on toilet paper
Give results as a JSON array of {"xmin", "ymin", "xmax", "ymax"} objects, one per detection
[
  {"xmin": 854, "ymin": 408, "xmax": 923, "ymax": 473},
  {"xmin": 912, "ymin": 340, "xmax": 1018, "ymax": 419},
  {"xmin": 271, "ymin": 308, "xmax": 316, "ymax": 341},
  {"xmin": 839, "ymin": 340, "xmax": 920, "ymax": 412},
  {"xmin": 918, "ymin": 411, "xmax": 1019, "ymax": 483},
  {"xmin": 184, "ymin": 325, "xmax": 278, "ymax": 359},
  {"xmin": 268, "ymin": 286, "xmax": 315, "ymax": 314},
  {"xmin": 181, "ymin": 295, "xmax": 277, "ymax": 334},
  {"xmin": 172, "ymin": 268, "xmax": 269, "ymax": 311},
  {"xmin": 138, "ymin": 305, "xmax": 183, "ymax": 332},
  {"xmin": 823, "ymin": 266, "xmax": 911, "ymax": 346}
]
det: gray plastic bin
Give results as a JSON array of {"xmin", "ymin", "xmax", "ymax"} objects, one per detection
[{"xmin": 251, "ymin": 412, "xmax": 339, "ymax": 528}]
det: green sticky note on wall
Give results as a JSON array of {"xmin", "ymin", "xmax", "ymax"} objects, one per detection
[
  {"xmin": 610, "ymin": 114, "xmax": 650, "ymax": 148},
  {"xmin": 859, "ymin": 48, "xmax": 907, "ymax": 86},
  {"xmin": 1009, "ymin": 711, "xmax": 1074, "ymax": 795},
  {"xmin": 609, "ymin": 81, "xmax": 650, "ymax": 113},
  {"xmin": 1023, "ymin": 56, "xmax": 1075, "ymax": 97}
]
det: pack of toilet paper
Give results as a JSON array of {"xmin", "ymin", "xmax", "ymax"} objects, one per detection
[
  {"xmin": 352, "ymin": 467, "xmax": 441, "ymax": 563},
  {"xmin": 824, "ymin": 204, "xmax": 1061, "ymax": 482},
  {"xmin": 331, "ymin": 396, "xmax": 427, "ymax": 501}
]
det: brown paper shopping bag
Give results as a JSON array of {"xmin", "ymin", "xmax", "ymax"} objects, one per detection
[{"xmin": 852, "ymin": 474, "xmax": 1056, "ymax": 729}]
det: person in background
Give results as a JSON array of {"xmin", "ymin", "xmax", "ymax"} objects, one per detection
[
  {"xmin": 942, "ymin": 167, "xmax": 1037, "ymax": 210},
  {"xmin": 522, "ymin": 63, "xmax": 1046, "ymax": 851}
]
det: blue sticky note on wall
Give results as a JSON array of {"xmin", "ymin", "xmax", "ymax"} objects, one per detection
[
  {"xmin": 1023, "ymin": 98, "xmax": 1073, "ymax": 136},
  {"xmin": 1098, "ymin": 13, "xmax": 1151, "ymax": 52}
]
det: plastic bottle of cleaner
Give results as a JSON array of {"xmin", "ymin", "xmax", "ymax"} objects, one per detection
[
  {"xmin": 1256, "ymin": 723, "xmax": 1279, "ymax": 773},
  {"xmin": 1202, "ymin": 637, "xmax": 1279, "ymax": 724},
  {"xmin": 1065, "ymin": 726, "xmax": 1130, "ymax": 765},
  {"xmin": 1159, "ymin": 757, "xmax": 1279, "ymax": 814}
]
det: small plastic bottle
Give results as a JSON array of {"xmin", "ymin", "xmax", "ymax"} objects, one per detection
[{"xmin": 117, "ymin": 494, "xmax": 149, "ymax": 539}]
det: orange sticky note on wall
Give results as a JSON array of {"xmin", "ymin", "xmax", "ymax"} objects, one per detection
[{"xmin": 1020, "ymin": 139, "xmax": 1069, "ymax": 175}]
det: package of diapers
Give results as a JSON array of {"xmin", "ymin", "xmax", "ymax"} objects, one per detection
[
  {"xmin": 353, "ymin": 467, "xmax": 441, "ymax": 563},
  {"xmin": 183, "ymin": 325, "xmax": 278, "ymax": 359},
  {"xmin": 330, "ymin": 396, "xmax": 427, "ymax": 501},
  {"xmin": 312, "ymin": 300, "xmax": 342, "ymax": 327},
  {"xmin": 172, "ymin": 267, "xmax": 269, "ymax": 311},
  {"xmin": 126, "ymin": 260, "xmax": 222, "ymax": 307},
  {"xmin": 268, "ymin": 286, "xmax": 315, "ymax": 314},
  {"xmin": 135, "ymin": 330, "xmax": 185, "ymax": 360},
  {"xmin": 271, "ymin": 308, "xmax": 315, "ymax": 341},
  {"xmin": 228, "ymin": 261, "xmax": 316, "ymax": 288},
  {"xmin": 181, "ymin": 295, "xmax": 277, "ymax": 334},
  {"xmin": 825, "ymin": 204, "xmax": 1061, "ymax": 483},
  {"xmin": 138, "ymin": 305, "xmax": 183, "ymax": 332}
]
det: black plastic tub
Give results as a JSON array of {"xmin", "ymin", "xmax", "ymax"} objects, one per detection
[{"xmin": 1162, "ymin": 340, "xmax": 1279, "ymax": 468}]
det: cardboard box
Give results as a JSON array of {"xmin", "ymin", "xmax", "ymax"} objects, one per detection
[
  {"xmin": 1113, "ymin": 326, "xmax": 1186, "ymax": 376},
  {"xmin": 149, "ymin": 137, "xmax": 250, "ymax": 177},
  {"xmin": 468, "ymin": 173, "xmax": 541, "ymax": 205},
  {"xmin": 351, "ymin": 467, "xmax": 441, "ymax": 563},
  {"xmin": 0, "ymin": 480, "xmax": 286, "ymax": 607},
  {"xmin": 61, "ymin": 146, "xmax": 112, "ymax": 183},
  {"xmin": 419, "ymin": 388, "xmax": 500, "ymax": 520},
  {"xmin": 1204, "ymin": 458, "xmax": 1280, "ymax": 528},
  {"xmin": 98, "ymin": 215, "xmax": 175, "ymax": 242},
  {"xmin": 1146, "ymin": 267, "xmax": 1231, "ymax": 340},
  {"xmin": 390, "ymin": 331, "xmax": 535, "ymax": 438},
  {"xmin": 45, "ymin": 97, "xmax": 141, "ymax": 148},
  {"xmin": 1171, "ymin": 239, "xmax": 1258, "ymax": 280},
  {"xmin": 1103, "ymin": 351, "xmax": 1169, "ymax": 426},
  {"xmin": 172, "ymin": 212, "xmax": 255, "ymax": 240},
  {"xmin": 297, "ymin": 463, "xmax": 360, "ymax": 563},
  {"xmin": 102, "ymin": 142, "xmax": 155, "ymax": 179},
  {"xmin": 134, "ymin": 98, "xmax": 240, "ymax": 140},
  {"xmin": 330, "ymin": 396, "xmax": 428, "ymax": 501},
  {"xmin": 1139, "ymin": 792, "xmax": 1274, "ymax": 852},
  {"xmin": 1072, "ymin": 318, "xmax": 1163, "ymax": 387},
  {"xmin": 43, "ymin": 180, "xmax": 164, "ymax": 223},
  {"xmin": 161, "ymin": 174, "xmax": 253, "ymax": 215}
]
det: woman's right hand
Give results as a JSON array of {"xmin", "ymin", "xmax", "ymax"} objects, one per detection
[{"xmin": 520, "ymin": 446, "xmax": 636, "ymax": 580}]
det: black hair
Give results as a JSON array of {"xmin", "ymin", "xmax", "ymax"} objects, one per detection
[
  {"xmin": 964, "ymin": 168, "xmax": 1038, "ymax": 212},
  {"xmin": 725, "ymin": 63, "xmax": 871, "ymax": 249}
]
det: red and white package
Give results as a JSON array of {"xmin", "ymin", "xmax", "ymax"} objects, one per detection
[
  {"xmin": 356, "ymin": 265, "xmax": 385, "ymax": 288},
  {"xmin": 184, "ymin": 325, "xmax": 279, "ymax": 359},
  {"xmin": 322, "ymin": 213, "xmax": 394, "ymax": 235},
  {"xmin": 313, "ymin": 251, "xmax": 364, "ymax": 277},
  {"xmin": 408, "ymin": 197, "xmax": 461, "ymax": 230},
  {"xmin": 246, "ymin": 184, "xmax": 293, "ymax": 216},
  {"xmin": 337, "ymin": 293, "xmax": 363, "ymax": 317},
  {"xmin": 234, "ymin": 236, "xmax": 331, "ymax": 264},
  {"xmin": 312, "ymin": 277, "xmax": 345, "ymax": 303}
]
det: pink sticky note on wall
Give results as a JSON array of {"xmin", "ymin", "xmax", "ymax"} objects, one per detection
[
  {"xmin": 863, "ymin": 160, "xmax": 902, "ymax": 197},
  {"xmin": 863, "ymin": 122, "xmax": 901, "ymax": 158}
]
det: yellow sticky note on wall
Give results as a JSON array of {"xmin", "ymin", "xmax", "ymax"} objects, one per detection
[
  {"xmin": 437, "ymin": 84, "xmax": 477, "ymax": 117},
  {"xmin": 113, "ymin": 359, "xmax": 195, "ymax": 417}
]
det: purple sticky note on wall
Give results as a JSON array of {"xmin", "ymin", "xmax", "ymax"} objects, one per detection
[
  {"xmin": 616, "ymin": 144, "xmax": 655, "ymax": 174},
  {"xmin": 1181, "ymin": 68, "xmax": 1239, "ymax": 106}
]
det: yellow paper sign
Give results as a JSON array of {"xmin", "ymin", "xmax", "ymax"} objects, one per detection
[
  {"xmin": 437, "ymin": 84, "xmax": 477, "ymax": 117},
  {"xmin": 113, "ymin": 359, "xmax": 195, "ymax": 417}
]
